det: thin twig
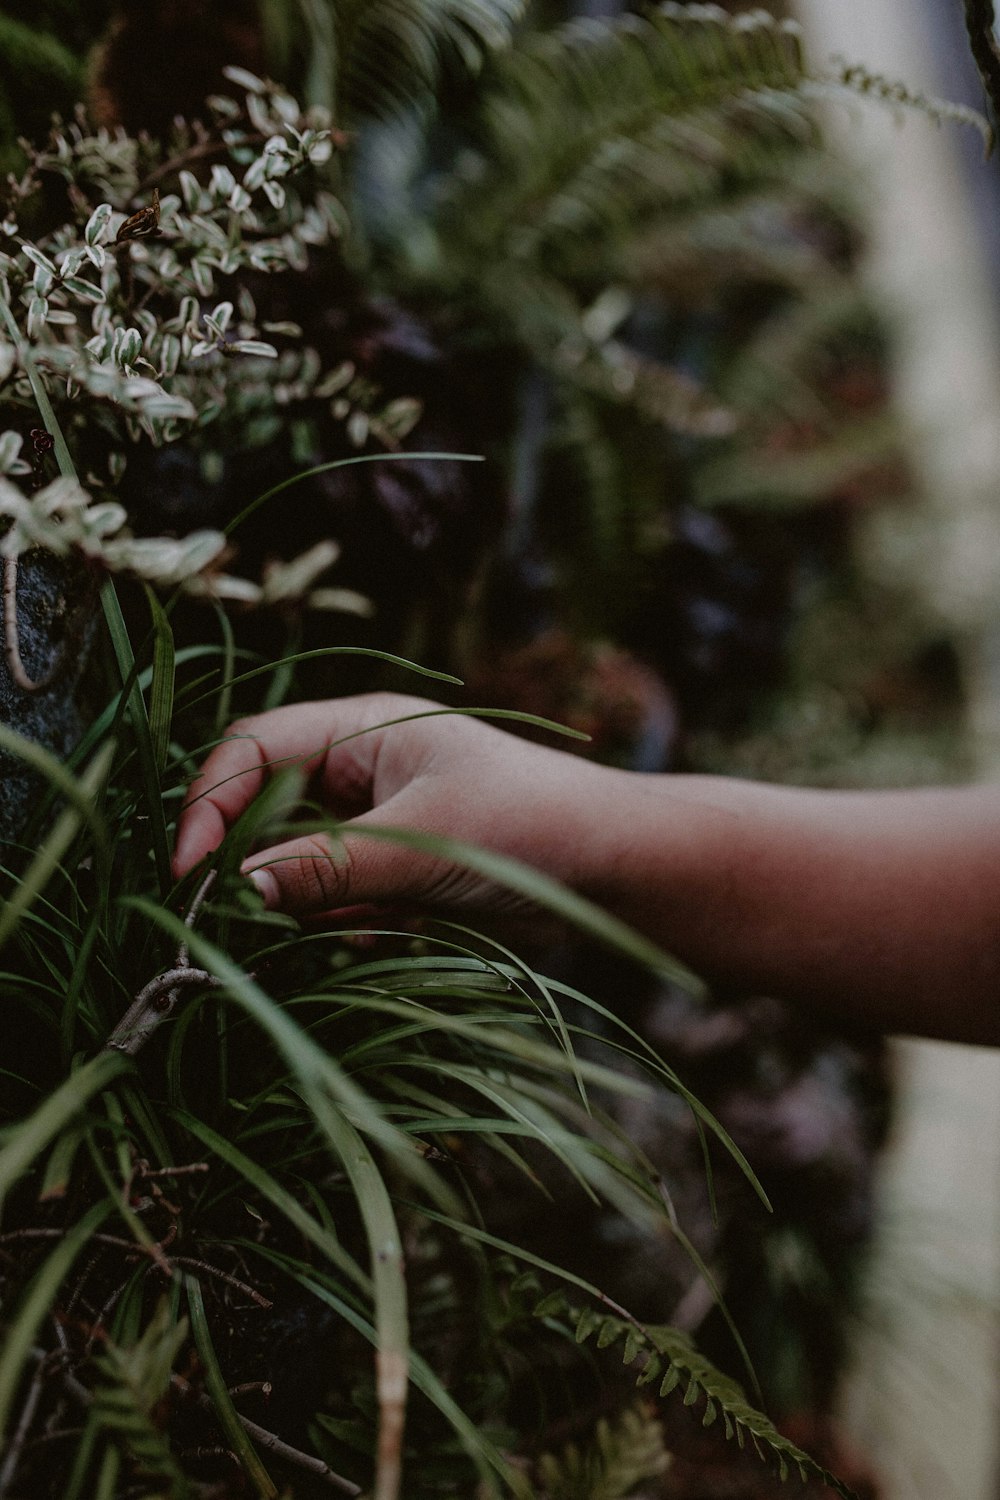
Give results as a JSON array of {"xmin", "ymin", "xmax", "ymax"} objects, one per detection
[
  {"xmin": 236, "ymin": 1411, "xmax": 362, "ymax": 1496},
  {"xmin": 135, "ymin": 132, "xmax": 266, "ymax": 194},
  {"xmin": 135, "ymin": 1160, "xmax": 210, "ymax": 1181},
  {"xmin": 168, "ymin": 1258, "xmax": 272, "ymax": 1309},
  {"xmin": 3, "ymin": 556, "xmax": 61, "ymax": 693},
  {"xmin": 83, "ymin": 1276, "xmax": 133, "ymax": 1356},
  {"xmin": 0, "ymin": 1227, "xmax": 171, "ymax": 1257},
  {"xmin": 105, "ymin": 872, "xmax": 219, "ymax": 1054},
  {"xmin": 178, "ymin": 870, "xmax": 217, "ymax": 969},
  {"xmin": 171, "ymin": 1374, "xmax": 361, "ymax": 1495},
  {"xmin": 19, "ymin": 1427, "xmax": 85, "ymax": 1456},
  {"xmin": 104, "ymin": 967, "xmax": 223, "ymax": 1055},
  {"xmin": 0, "ymin": 1350, "xmax": 53, "ymax": 1496},
  {"xmin": 0, "ymin": 1229, "xmax": 271, "ymax": 1307}
]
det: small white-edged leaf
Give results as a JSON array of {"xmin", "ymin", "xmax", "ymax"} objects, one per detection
[
  {"xmin": 26, "ymin": 296, "xmax": 48, "ymax": 337},
  {"xmin": 103, "ymin": 527, "xmax": 227, "ymax": 584},
  {"xmin": 228, "ymin": 339, "xmax": 278, "ymax": 358},
  {"xmin": 347, "ymin": 410, "xmax": 369, "ymax": 446},
  {"xmin": 307, "ymin": 135, "xmax": 334, "ymax": 164},
  {"xmin": 242, "ymin": 156, "xmax": 268, "ymax": 192},
  {"xmin": 307, "ymin": 587, "xmax": 373, "ymax": 616},
  {"xmin": 223, "ymin": 64, "xmax": 266, "ymax": 93},
  {"xmin": 84, "ymin": 202, "xmax": 113, "ymax": 246},
  {"xmin": 117, "ymin": 328, "xmax": 142, "ymax": 367},
  {"xmin": 209, "ymin": 300, "xmax": 234, "ymax": 333},
  {"xmin": 20, "ymin": 244, "xmax": 56, "ymax": 273},
  {"xmin": 178, "ymin": 170, "xmax": 202, "ymax": 210},
  {"xmin": 62, "ymin": 275, "xmax": 105, "ymax": 304},
  {"xmin": 210, "ymin": 164, "xmax": 237, "ymax": 199},
  {"xmin": 0, "ymin": 432, "xmax": 23, "ymax": 473},
  {"xmin": 57, "ymin": 248, "xmax": 85, "ymax": 277},
  {"xmin": 191, "ymin": 259, "xmax": 214, "ymax": 296}
]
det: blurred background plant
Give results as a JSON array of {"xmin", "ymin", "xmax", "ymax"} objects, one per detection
[{"xmin": 0, "ymin": 2, "xmax": 994, "ymax": 1496}]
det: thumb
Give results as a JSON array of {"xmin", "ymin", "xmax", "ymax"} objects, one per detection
[{"xmin": 241, "ymin": 817, "xmax": 440, "ymax": 917}]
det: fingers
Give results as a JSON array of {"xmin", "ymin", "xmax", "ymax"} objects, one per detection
[
  {"xmin": 240, "ymin": 817, "xmax": 439, "ymax": 916},
  {"xmin": 172, "ymin": 694, "xmax": 428, "ymax": 879}
]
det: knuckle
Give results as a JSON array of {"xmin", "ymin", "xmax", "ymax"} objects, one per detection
[{"xmin": 294, "ymin": 834, "xmax": 347, "ymax": 907}]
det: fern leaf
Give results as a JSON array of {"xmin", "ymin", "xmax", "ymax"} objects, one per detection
[
  {"xmin": 819, "ymin": 61, "xmax": 992, "ymax": 150},
  {"xmin": 536, "ymin": 1404, "xmax": 671, "ymax": 1500},
  {"xmin": 451, "ymin": 4, "xmax": 815, "ymax": 260},
  {"xmin": 90, "ymin": 1300, "xmax": 191, "ymax": 1498},
  {"xmin": 536, "ymin": 1292, "xmax": 858, "ymax": 1499},
  {"xmin": 332, "ymin": 0, "xmax": 525, "ymax": 123}
]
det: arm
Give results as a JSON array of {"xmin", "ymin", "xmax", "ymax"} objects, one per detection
[{"xmin": 173, "ymin": 693, "xmax": 1000, "ymax": 1045}]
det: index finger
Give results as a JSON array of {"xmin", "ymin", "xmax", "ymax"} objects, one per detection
[{"xmin": 172, "ymin": 700, "xmax": 375, "ymax": 878}]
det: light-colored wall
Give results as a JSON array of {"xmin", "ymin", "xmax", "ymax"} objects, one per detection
[{"xmin": 793, "ymin": 5, "xmax": 1000, "ymax": 1497}]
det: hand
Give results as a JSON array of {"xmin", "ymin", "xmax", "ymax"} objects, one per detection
[{"xmin": 172, "ymin": 692, "xmax": 610, "ymax": 923}]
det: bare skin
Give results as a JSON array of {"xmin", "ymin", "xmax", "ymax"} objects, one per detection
[{"xmin": 173, "ymin": 692, "xmax": 1000, "ymax": 1046}]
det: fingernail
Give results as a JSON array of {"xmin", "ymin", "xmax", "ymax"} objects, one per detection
[{"xmin": 246, "ymin": 867, "xmax": 279, "ymax": 909}]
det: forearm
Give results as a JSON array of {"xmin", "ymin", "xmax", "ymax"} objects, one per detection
[{"xmin": 577, "ymin": 774, "xmax": 1000, "ymax": 1043}]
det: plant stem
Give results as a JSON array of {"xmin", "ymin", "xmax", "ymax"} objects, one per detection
[{"xmin": 963, "ymin": 0, "xmax": 1000, "ymax": 125}]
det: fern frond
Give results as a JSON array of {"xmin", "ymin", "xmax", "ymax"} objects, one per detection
[
  {"xmin": 90, "ymin": 1300, "xmax": 191, "ymax": 1498},
  {"xmin": 326, "ymin": 0, "xmax": 525, "ymax": 123},
  {"xmin": 536, "ymin": 1403, "xmax": 671, "ymax": 1500},
  {"xmin": 533, "ymin": 1292, "xmax": 857, "ymax": 1499},
  {"xmin": 816, "ymin": 60, "xmax": 993, "ymax": 150},
  {"xmin": 446, "ymin": 4, "xmax": 815, "ymax": 262}
]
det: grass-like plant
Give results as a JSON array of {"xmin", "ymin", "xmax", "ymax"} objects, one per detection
[
  {"xmin": 0, "ymin": 490, "xmax": 860, "ymax": 1496},
  {"xmin": 4, "ymin": 3, "xmax": 984, "ymax": 1493}
]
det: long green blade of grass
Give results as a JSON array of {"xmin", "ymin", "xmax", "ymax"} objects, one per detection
[
  {"xmin": 0, "ymin": 1049, "xmax": 130, "ymax": 1215},
  {"xmin": 225, "ymin": 452, "xmax": 485, "ymax": 536},
  {"xmin": 336, "ymin": 823, "xmax": 704, "ymax": 992},
  {"xmin": 186, "ymin": 1275, "xmax": 277, "ymax": 1498},
  {"xmin": 0, "ymin": 1198, "xmax": 113, "ymax": 1441},
  {"xmin": 129, "ymin": 900, "xmax": 454, "ymax": 1208},
  {"xmin": 0, "ymin": 739, "xmax": 116, "ymax": 952},
  {"xmin": 170, "ymin": 1108, "xmax": 371, "ymax": 1292},
  {"xmin": 144, "ymin": 586, "xmax": 176, "ymax": 777},
  {"xmin": 312, "ymin": 1111, "xmax": 408, "ymax": 1500},
  {"xmin": 247, "ymin": 1244, "xmax": 530, "ymax": 1500}
]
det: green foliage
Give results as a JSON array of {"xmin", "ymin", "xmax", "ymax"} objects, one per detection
[
  {"xmin": 536, "ymin": 1403, "xmax": 671, "ymax": 1499},
  {"xmin": 334, "ymin": 2, "xmax": 985, "ymax": 633},
  {"xmin": 90, "ymin": 1300, "xmax": 192, "ymax": 1499},
  {"xmin": 534, "ymin": 1289, "xmax": 855, "ymax": 1497},
  {"xmin": 0, "ymin": 589, "xmax": 854, "ymax": 1493},
  {"xmin": 326, "ymin": 0, "xmax": 527, "ymax": 122},
  {"xmin": 0, "ymin": 7, "xmax": 959, "ymax": 1496}
]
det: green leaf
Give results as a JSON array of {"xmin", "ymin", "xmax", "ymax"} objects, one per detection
[
  {"xmin": 224, "ymin": 451, "xmax": 485, "ymax": 536},
  {"xmin": 186, "ymin": 1276, "xmax": 277, "ymax": 1498},
  {"xmin": 0, "ymin": 1050, "xmax": 130, "ymax": 1216},
  {"xmin": 145, "ymin": 586, "xmax": 176, "ymax": 777},
  {"xmin": 91, "ymin": 1300, "xmax": 192, "ymax": 1497},
  {"xmin": 0, "ymin": 1200, "xmax": 113, "ymax": 1442}
]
